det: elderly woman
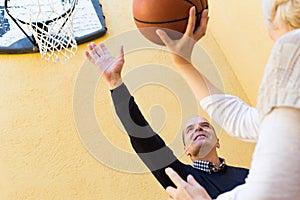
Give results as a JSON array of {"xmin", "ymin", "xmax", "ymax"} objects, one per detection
[{"xmin": 156, "ymin": 0, "xmax": 300, "ymax": 199}]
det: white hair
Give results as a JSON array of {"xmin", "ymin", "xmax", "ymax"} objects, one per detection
[{"xmin": 262, "ymin": 0, "xmax": 300, "ymax": 29}]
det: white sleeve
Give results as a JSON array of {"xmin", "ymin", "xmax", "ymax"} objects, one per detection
[
  {"xmin": 200, "ymin": 94, "xmax": 259, "ymax": 142},
  {"xmin": 214, "ymin": 107, "xmax": 300, "ymax": 200}
]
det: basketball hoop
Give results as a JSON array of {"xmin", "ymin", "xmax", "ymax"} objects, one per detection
[{"xmin": 4, "ymin": 0, "xmax": 78, "ymax": 63}]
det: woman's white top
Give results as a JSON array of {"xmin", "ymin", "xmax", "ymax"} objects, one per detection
[{"xmin": 200, "ymin": 28, "xmax": 300, "ymax": 199}]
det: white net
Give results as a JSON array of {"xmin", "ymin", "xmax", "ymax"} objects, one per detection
[{"xmin": 6, "ymin": 0, "xmax": 78, "ymax": 62}]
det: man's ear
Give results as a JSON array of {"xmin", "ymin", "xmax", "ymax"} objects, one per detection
[
  {"xmin": 216, "ymin": 138, "xmax": 220, "ymax": 149},
  {"xmin": 184, "ymin": 147, "xmax": 191, "ymax": 157}
]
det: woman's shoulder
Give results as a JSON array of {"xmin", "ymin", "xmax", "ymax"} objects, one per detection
[
  {"xmin": 270, "ymin": 28, "xmax": 300, "ymax": 63},
  {"xmin": 277, "ymin": 28, "xmax": 300, "ymax": 45}
]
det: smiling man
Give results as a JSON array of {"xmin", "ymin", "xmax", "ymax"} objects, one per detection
[
  {"xmin": 182, "ymin": 116, "xmax": 224, "ymax": 174},
  {"xmin": 111, "ymin": 83, "xmax": 248, "ymax": 199},
  {"xmin": 85, "ymin": 42, "xmax": 249, "ymax": 199}
]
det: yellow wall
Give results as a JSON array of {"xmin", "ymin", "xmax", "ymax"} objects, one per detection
[
  {"xmin": 208, "ymin": 0, "xmax": 274, "ymax": 104},
  {"xmin": 0, "ymin": 0, "xmax": 271, "ymax": 199}
]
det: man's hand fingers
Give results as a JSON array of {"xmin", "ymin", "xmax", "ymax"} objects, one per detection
[
  {"xmin": 99, "ymin": 42, "xmax": 111, "ymax": 55},
  {"xmin": 85, "ymin": 51, "xmax": 95, "ymax": 64},
  {"xmin": 119, "ymin": 45, "xmax": 124, "ymax": 60},
  {"xmin": 92, "ymin": 45, "xmax": 102, "ymax": 57},
  {"xmin": 87, "ymin": 42, "xmax": 96, "ymax": 50}
]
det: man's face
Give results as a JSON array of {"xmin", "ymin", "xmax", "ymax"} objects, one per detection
[{"xmin": 183, "ymin": 116, "xmax": 219, "ymax": 158}]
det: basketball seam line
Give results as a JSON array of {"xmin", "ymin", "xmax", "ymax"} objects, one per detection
[{"xmin": 134, "ymin": 11, "xmax": 203, "ymax": 24}]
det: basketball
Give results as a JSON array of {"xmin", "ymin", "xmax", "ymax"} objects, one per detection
[{"xmin": 133, "ymin": 0, "xmax": 208, "ymax": 45}]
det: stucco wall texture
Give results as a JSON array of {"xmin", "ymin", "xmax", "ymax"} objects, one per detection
[{"xmin": 0, "ymin": 0, "xmax": 274, "ymax": 199}]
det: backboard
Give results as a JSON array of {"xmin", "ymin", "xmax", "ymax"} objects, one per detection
[{"xmin": 0, "ymin": 0, "xmax": 107, "ymax": 54}]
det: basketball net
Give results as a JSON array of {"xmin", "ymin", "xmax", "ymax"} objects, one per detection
[{"xmin": 5, "ymin": 0, "xmax": 78, "ymax": 63}]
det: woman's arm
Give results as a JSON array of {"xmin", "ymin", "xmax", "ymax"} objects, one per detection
[
  {"xmin": 200, "ymin": 94, "xmax": 259, "ymax": 141},
  {"xmin": 156, "ymin": 7, "xmax": 218, "ymax": 101},
  {"xmin": 157, "ymin": 7, "xmax": 258, "ymax": 141}
]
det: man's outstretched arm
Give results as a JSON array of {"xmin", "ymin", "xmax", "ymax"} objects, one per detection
[
  {"xmin": 111, "ymin": 83, "xmax": 187, "ymax": 188},
  {"xmin": 85, "ymin": 42, "xmax": 188, "ymax": 189}
]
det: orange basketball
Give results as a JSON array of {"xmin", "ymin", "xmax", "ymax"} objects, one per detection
[{"xmin": 133, "ymin": 0, "xmax": 208, "ymax": 45}]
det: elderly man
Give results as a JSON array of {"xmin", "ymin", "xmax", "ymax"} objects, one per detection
[{"xmin": 85, "ymin": 42, "xmax": 248, "ymax": 199}]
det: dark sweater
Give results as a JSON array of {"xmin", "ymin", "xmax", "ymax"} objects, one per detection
[{"xmin": 111, "ymin": 83, "xmax": 248, "ymax": 199}]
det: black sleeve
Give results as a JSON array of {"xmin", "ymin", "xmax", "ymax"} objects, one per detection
[{"xmin": 111, "ymin": 83, "xmax": 187, "ymax": 188}]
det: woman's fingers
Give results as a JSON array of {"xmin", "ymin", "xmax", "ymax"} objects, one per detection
[
  {"xmin": 156, "ymin": 29, "xmax": 174, "ymax": 48},
  {"xmin": 187, "ymin": 174, "xmax": 198, "ymax": 185},
  {"xmin": 194, "ymin": 9, "xmax": 209, "ymax": 40},
  {"xmin": 165, "ymin": 168, "xmax": 187, "ymax": 188},
  {"xmin": 185, "ymin": 6, "xmax": 197, "ymax": 36},
  {"xmin": 166, "ymin": 186, "xmax": 177, "ymax": 199}
]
